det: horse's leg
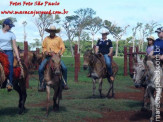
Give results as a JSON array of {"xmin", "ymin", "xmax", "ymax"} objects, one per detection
[
  {"xmin": 149, "ymin": 88, "xmax": 155, "ymax": 122},
  {"xmin": 98, "ymin": 78, "xmax": 104, "ymax": 98},
  {"xmin": 53, "ymin": 86, "xmax": 59, "ymax": 111},
  {"xmin": 141, "ymin": 87, "xmax": 148, "ymax": 111},
  {"xmin": 19, "ymin": 78, "xmax": 27, "ymax": 112},
  {"xmin": 46, "ymin": 85, "xmax": 50, "ymax": 117},
  {"xmin": 112, "ymin": 82, "xmax": 114, "ymax": 97},
  {"xmin": 106, "ymin": 78, "xmax": 113, "ymax": 98},
  {"xmin": 92, "ymin": 78, "xmax": 96, "ymax": 96}
]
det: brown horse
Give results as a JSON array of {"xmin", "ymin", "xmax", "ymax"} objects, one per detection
[
  {"xmin": 43, "ymin": 52, "xmax": 62, "ymax": 117},
  {"xmin": 83, "ymin": 49, "xmax": 118, "ymax": 98},
  {"xmin": 0, "ymin": 53, "xmax": 28, "ymax": 114}
]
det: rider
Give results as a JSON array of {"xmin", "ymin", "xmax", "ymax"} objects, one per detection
[
  {"xmin": 0, "ymin": 18, "xmax": 21, "ymax": 91},
  {"xmin": 38, "ymin": 25, "xmax": 68, "ymax": 91},
  {"xmin": 146, "ymin": 36, "xmax": 155, "ymax": 56},
  {"xmin": 95, "ymin": 30, "xmax": 114, "ymax": 81},
  {"xmin": 153, "ymin": 27, "xmax": 163, "ymax": 60}
]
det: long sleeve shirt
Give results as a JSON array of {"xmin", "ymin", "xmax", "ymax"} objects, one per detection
[{"xmin": 42, "ymin": 36, "xmax": 65, "ymax": 55}]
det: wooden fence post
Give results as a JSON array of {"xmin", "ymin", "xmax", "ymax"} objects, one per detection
[
  {"xmin": 124, "ymin": 46, "xmax": 128, "ymax": 76},
  {"xmin": 24, "ymin": 41, "xmax": 29, "ymax": 88}
]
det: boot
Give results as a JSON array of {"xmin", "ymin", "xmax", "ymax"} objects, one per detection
[{"xmin": 6, "ymin": 83, "xmax": 13, "ymax": 92}]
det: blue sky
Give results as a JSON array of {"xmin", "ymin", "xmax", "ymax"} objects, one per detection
[{"xmin": 0, "ymin": 0, "xmax": 163, "ymax": 43}]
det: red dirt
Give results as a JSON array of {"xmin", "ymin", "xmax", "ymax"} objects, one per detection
[
  {"xmin": 85, "ymin": 110, "xmax": 163, "ymax": 122},
  {"xmin": 86, "ymin": 87, "xmax": 163, "ymax": 122}
]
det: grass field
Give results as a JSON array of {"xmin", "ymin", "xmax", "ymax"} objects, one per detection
[{"xmin": 0, "ymin": 57, "xmax": 142, "ymax": 122}]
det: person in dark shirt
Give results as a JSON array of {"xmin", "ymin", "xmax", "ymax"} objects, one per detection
[
  {"xmin": 153, "ymin": 27, "xmax": 163, "ymax": 60},
  {"xmin": 95, "ymin": 30, "xmax": 114, "ymax": 81}
]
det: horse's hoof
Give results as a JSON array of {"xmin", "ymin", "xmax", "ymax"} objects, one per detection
[
  {"xmin": 100, "ymin": 94, "xmax": 105, "ymax": 98},
  {"xmin": 141, "ymin": 107, "xmax": 148, "ymax": 112},
  {"xmin": 45, "ymin": 114, "xmax": 48, "ymax": 118},
  {"xmin": 53, "ymin": 105, "xmax": 59, "ymax": 111},
  {"xmin": 18, "ymin": 109, "xmax": 24, "ymax": 115}
]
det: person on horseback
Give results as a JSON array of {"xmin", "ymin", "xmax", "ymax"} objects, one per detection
[
  {"xmin": 38, "ymin": 25, "xmax": 68, "ymax": 92},
  {"xmin": 146, "ymin": 36, "xmax": 155, "ymax": 56},
  {"xmin": 0, "ymin": 18, "xmax": 21, "ymax": 91},
  {"xmin": 153, "ymin": 27, "xmax": 163, "ymax": 60},
  {"xmin": 95, "ymin": 30, "xmax": 114, "ymax": 81}
]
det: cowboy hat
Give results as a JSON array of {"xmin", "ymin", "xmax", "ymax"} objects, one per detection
[
  {"xmin": 45, "ymin": 25, "xmax": 60, "ymax": 33},
  {"xmin": 155, "ymin": 27, "xmax": 163, "ymax": 33},
  {"xmin": 100, "ymin": 29, "xmax": 109, "ymax": 35},
  {"xmin": 146, "ymin": 36, "xmax": 155, "ymax": 41}
]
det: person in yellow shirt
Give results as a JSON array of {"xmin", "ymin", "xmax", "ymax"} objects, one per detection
[{"xmin": 38, "ymin": 25, "xmax": 68, "ymax": 91}]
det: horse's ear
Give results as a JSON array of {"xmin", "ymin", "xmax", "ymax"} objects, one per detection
[
  {"xmin": 133, "ymin": 54, "xmax": 137, "ymax": 63},
  {"xmin": 140, "ymin": 55, "xmax": 143, "ymax": 60}
]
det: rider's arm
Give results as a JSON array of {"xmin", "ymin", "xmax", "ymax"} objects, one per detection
[
  {"xmin": 12, "ymin": 39, "xmax": 20, "ymax": 61},
  {"xmin": 42, "ymin": 37, "xmax": 47, "ymax": 54},
  {"xmin": 95, "ymin": 40, "xmax": 100, "ymax": 54},
  {"xmin": 59, "ymin": 37, "xmax": 65, "ymax": 55},
  {"xmin": 108, "ymin": 41, "xmax": 113, "ymax": 56}
]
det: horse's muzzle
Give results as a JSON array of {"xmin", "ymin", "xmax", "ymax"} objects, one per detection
[
  {"xmin": 83, "ymin": 65, "xmax": 88, "ymax": 70},
  {"xmin": 135, "ymin": 83, "xmax": 141, "ymax": 88},
  {"xmin": 55, "ymin": 70, "xmax": 61, "ymax": 75}
]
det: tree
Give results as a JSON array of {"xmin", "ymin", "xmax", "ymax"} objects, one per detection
[
  {"xmin": 29, "ymin": 38, "xmax": 41, "ymax": 50},
  {"xmin": 86, "ymin": 17, "xmax": 103, "ymax": 48},
  {"xmin": 132, "ymin": 23, "xmax": 141, "ymax": 51},
  {"xmin": 104, "ymin": 20, "xmax": 129, "ymax": 57},
  {"xmin": 63, "ymin": 16, "xmax": 78, "ymax": 57},
  {"xmin": 137, "ymin": 22, "xmax": 159, "ymax": 51},
  {"xmin": 74, "ymin": 8, "xmax": 96, "ymax": 53},
  {"xmin": 34, "ymin": 14, "xmax": 53, "ymax": 42}
]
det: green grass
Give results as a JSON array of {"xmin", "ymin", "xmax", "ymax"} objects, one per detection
[{"xmin": 0, "ymin": 57, "xmax": 142, "ymax": 122}]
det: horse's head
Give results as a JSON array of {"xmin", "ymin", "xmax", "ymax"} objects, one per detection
[
  {"xmin": 132, "ymin": 55, "xmax": 146, "ymax": 88},
  {"xmin": 83, "ymin": 49, "xmax": 93, "ymax": 70},
  {"xmin": 50, "ymin": 52, "xmax": 61, "ymax": 75}
]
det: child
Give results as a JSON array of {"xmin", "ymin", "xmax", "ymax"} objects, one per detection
[{"xmin": 146, "ymin": 36, "xmax": 155, "ymax": 56}]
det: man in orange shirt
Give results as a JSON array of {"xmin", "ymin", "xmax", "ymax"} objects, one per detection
[{"xmin": 38, "ymin": 25, "xmax": 68, "ymax": 91}]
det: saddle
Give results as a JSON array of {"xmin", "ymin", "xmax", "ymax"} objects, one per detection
[
  {"xmin": 94, "ymin": 53, "xmax": 118, "ymax": 78},
  {"xmin": 0, "ymin": 52, "xmax": 21, "ymax": 81}
]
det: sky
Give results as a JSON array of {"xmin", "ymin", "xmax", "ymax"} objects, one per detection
[{"xmin": 0, "ymin": 0, "xmax": 163, "ymax": 43}]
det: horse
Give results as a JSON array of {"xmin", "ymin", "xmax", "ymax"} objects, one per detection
[
  {"xmin": 83, "ymin": 49, "xmax": 118, "ymax": 98},
  {"xmin": 131, "ymin": 55, "xmax": 163, "ymax": 122},
  {"xmin": 43, "ymin": 52, "xmax": 63, "ymax": 117},
  {"xmin": 0, "ymin": 52, "xmax": 28, "ymax": 114},
  {"xmin": 130, "ymin": 55, "xmax": 149, "ymax": 111}
]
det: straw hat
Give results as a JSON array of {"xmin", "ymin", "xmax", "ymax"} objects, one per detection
[
  {"xmin": 146, "ymin": 36, "xmax": 155, "ymax": 41},
  {"xmin": 100, "ymin": 29, "xmax": 109, "ymax": 35},
  {"xmin": 45, "ymin": 25, "xmax": 60, "ymax": 33}
]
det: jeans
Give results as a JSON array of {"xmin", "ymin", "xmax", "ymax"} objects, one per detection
[
  {"xmin": 4, "ymin": 50, "xmax": 14, "ymax": 85},
  {"xmin": 103, "ymin": 54, "xmax": 112, "ymax": 75},
  {"xmin": 38, "ymin": 57, "xmax": 67, "ymax": 88}
]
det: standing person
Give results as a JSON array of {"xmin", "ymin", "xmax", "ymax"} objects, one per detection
[
  {"xmin": 95, "ymin": 30, "xmax": 114, "ymax": 81},
  {"xmin": 0, "ymin": 18, "xmax": 21, "ymax": 91},
  {"xmin": 154, "ymin": 27, "xmax": 163, "ymax": 60},
  {"xmin": 146, "ymin": 36, "xmax": 155, "ymax": 56},
  {"xmin": 38, "ymin": 25, "xmax": 68, "ymax": 92}
]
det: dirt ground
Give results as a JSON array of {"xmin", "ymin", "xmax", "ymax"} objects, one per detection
[{"xmin": 85, "ymin": 87, "xmax": 163, "ymax": 122}]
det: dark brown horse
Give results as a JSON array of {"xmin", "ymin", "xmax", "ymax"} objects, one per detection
[
  {"xmin": 43, "ymin": 52, "xmax": 62, "ymax": 117},
  {"xmin": 83, "ymin": 49, "xmax": 118, "ymax": 98},
  {"xmin": 0, "ymin": 54, "xmax": 28, "ymax": 114}
]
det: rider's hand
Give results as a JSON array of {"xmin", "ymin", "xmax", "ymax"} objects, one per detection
[
  {"xmin": 160, "ymin": 55, "xmax": 163, "ymax": 60},
  {"xmin": 108, "ymin": 53, "xmax": 112, "ymax": 57}
]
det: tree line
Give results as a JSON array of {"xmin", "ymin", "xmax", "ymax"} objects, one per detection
[{"xmin": 0, "ymin": 8, "xmax": 160, "ymax": 57}]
